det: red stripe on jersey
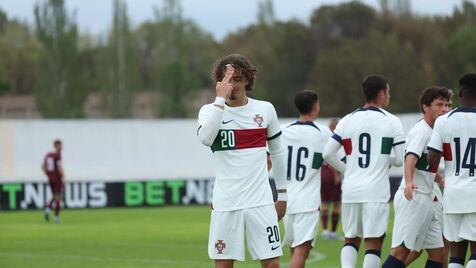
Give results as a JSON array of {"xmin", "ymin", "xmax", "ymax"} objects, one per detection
[
  {"xmin": 235, "ymin": 128, "xmax": 267, "ymax": 149},
  {"xmin": 443, "ymin": 143, "xmax": 452, "ymax": 161},
  {"xmin": 342, "ymin": 138, "xmax": 352, "ymax": 155},
  {"xmin": 429, "ymin": 164, "xmax": 438, "ymax": 173}
]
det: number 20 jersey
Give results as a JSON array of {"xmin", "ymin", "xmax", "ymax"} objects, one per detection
[
  {"xmin": 198, "ymin": 98, "xmax": 282, "ymax": 212},
  {"xmin": 428, "ymin": 108, "xmax": 476, "ymax": 214},
  {"xmin": 332, "ymin": 107, "xmax": 405, "ymax": 203}
]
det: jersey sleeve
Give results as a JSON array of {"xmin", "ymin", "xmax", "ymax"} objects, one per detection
[
  {"xmin": 331, "ymin": 115, "xmax": 347, "ymax": 144},
  {"xmin": 427, "ymin": 117, "xmax": 445, "ymax": 153},
  {"xmin": 405, "ymin": 128, "xmax": 425, "ymax": 158},
  {"xmin": 197, "ymin": 104, "xmax": 223, "ymax": 147},
  {"xmin": 266, "ymin": 103, "xmax": 282, "ymax": 140}
]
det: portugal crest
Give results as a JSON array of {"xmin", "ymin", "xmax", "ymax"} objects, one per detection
[
  {"xmin": 215, "ymin": 240, "xmax": 226, "ymax": 254},
  {"xmin": 254, "ymin": 114, "xmax": 264, "ymax": 127}
]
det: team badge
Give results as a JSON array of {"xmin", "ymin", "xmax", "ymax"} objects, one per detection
[
  {"xmin": 215, "ymin": 240, "xmax": 226, "ymax": 254},
  {"xmin": 253, "ymin": 114, "xmax": 263, "ymax": 127}
]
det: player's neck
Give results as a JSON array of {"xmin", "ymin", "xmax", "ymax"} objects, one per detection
[
  {"xmin": 363, "ymin": 102, "xmax": 383, "ymax": 109},
  {"xmin": 423, "ymin": 114, "xmax": 435, "ymax": 128},
  {"xmin": 299, "ymin": 114, "xmax": 315, "ymax": 122},
  {"xmin": 226, "ymin": 95, "xmax": 248, "ymax": 107},
  {"xmin": 460, "ymin": 99, "xmax": 476, "ymax": 109}
]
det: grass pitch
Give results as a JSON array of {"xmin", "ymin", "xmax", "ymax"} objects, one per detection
[{"xmin": 0, "ymin": 206, "xmax": 430, "ymax": 267}]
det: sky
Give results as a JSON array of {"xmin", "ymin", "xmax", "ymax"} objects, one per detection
[{"xmin": 0, "ymin": 0, "xmax": 471, "ymax": 40}]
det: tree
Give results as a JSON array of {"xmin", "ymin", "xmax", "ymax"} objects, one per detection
[
  {"xmin": 98, "ymin": 0, "xmax": 139, "ymax": 118},
  {"xmin": 34, "ymin": 0, "xmax": 88, "ymax": 118}
]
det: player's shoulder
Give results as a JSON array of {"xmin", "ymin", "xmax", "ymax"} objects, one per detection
[
  {"xmin": 248, "ymin": 97, "xmax": 274, "ymax": 109},
  {"xmin": 408, "ymin": 119, "xmax": 430, "ymax": 137}
]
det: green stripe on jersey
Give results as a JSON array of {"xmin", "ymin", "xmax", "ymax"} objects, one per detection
[
  {"xmin": 415, "ymin": 152, "xmax": 431, "ymax": 171},
  {"xmin": 312, "ymin": 153, "xmax": 323, "ymax": 169},
  {"xmin": 381, "ymin": 137, "xmax": 394, "ymax": 155}
]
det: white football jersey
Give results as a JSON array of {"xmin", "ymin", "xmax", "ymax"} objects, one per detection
[
  {"xmin": 427, "ymin": 107, "xmax": 476, "ymax": 214},
  {"xmin": 333, "ymin": 107, "xmax": 405, "ymax": 203},
  {"xmin": 198, "ymin": 98, "xmax": 282, "ymax": 211},
  {"xmin": 399, "ymin": 119, "xmax": 437, "ymax": 195},
  {"xmin": 281, "ymin": 121, "xmax": 332, "ymax": 214}
]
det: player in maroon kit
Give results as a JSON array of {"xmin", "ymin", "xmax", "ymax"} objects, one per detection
[
  {"xmin": 42, "ymin": 139, "xmax": 65, "ymax": 223},
  {"xmin": 320, "ymin": 119, "xmax": 343, "ymax": 240}
]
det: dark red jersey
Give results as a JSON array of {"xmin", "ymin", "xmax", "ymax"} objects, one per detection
[{"xmin": 44, "ymin": 152, "xmax": 62, "ymax": 180}]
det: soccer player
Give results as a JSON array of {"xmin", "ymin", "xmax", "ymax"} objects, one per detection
[
  {"xmin": 42, "ymin": 139, "xmax": 65, "ymax": 223},
  {"xmin": 280, "ymin": 90, "xmax": 341, "ymax": 268},
  {"xmin": 404, "ymin": 93, "xmax": 453, "ymax": 268},
  {"xmin": 323, "ymin": 75, "xmax": 405, "ymax": 268},
  {"xmin": 321, "ymin": 119, "xmax": 343, "ymax": 241},
  {"xmin": 197, "ymin": 54, "xmax": 287, "ymax": 268},
  {"xmin": 382, "ymin": 86, "xmax": 453, "ymax": 268},
  {"xmin": 427, "ymin": 73, "xmax": 476, "ymax": 268}
]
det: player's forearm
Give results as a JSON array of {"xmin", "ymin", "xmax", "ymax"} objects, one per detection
[
  {"xmin": 267, "ymin": 136, "xmax": 287, "ymax": 192},
  {"xmin": 323, "ymin": 140, "xmax": 345, "ymax": 173},
  {"xmin": 198, "ymin": 99, "xmax": 225, "ymax": 146},
  {"xmin": 403, "ymin": 155, "xmax": 417, "ymax": 185},
  {"xmin": 427, "ymin": 149, "xmax": 442, "ymax": 168}
]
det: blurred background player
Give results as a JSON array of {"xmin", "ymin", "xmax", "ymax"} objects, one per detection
[
  {"xmin": 323, "ymin": 75, "xmax": 405, "ymax": 268},
  {"xmin": 280, "ymin": 90, "xmax": 340, "ymax": 268},
  {"xmin": 320, "ymin": 118, "xmax": 343, "ymax": 241},
  {"xmin": 382, "ymin": 86, "xmax": 453, "ymax": 268},
  {"xmin": 197, "ymin": 54, "xmax": 287, "ymax": 268},
  {"xmin": 42, "ymin": 139, "xmax": 65, "ymax": 223},
  {"xmin": 427, "ymin": 73, "xmax": 476, "ymax": 268}
]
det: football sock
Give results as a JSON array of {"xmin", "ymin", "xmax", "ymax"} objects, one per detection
[
  {"xmin": 425, "ymin": 259, "xmax": 442, "ymax": 268},
  {"xmin": 54, "ymin": 200, "xmax": 60, "ymax": 216},
  {"xmin": 331, "ymin": 212, "xmax": 339, "ymax": 232},
  {"xmin": 363, "ymin": 249, "xmax": 381, "ymax": 268},
  {"xmin": 341, "ymin": 243, "xmax": 358, "ymax": 268},
  {"xmin": 382, "ymin": 255, "xmax": 405, "ymax": 268},
  {"xmin": 467, "ymin": 255, "xmax": 476, "ymax": 268},
  {"xmin": 321, "ymin": 210, "xmax": 328, "ymax": 230},
  {"xmin": 448, "ymin": 256, "xmax": 465, "ymax": 268}
]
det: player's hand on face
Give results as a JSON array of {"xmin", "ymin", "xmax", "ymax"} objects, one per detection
[
  {"xmin": 275, "ymin": 201, "xmax": 287, "ymax": 221},
  {"xmin": 404, "ymin": 182, "xmax": 417, "ymax": 201},
  {"xmin": 216, "ymin": 64, "xmax": 234, "ymax": 99}
]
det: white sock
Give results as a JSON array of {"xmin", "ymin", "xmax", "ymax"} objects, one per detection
[
  {"xmin": 363, "ymin": 253, "xmax": 381, "ymax": 268},
  {"xmin": 448, "ymin": 263, "xmax": 463, "ymax": 268},
  {"xmin": 466, "ymin": 260, "xmax": 476, "ymax": 268},
  {"xmin": 341, "ymin": 245, "xmax": 358, "ymax": 268}
]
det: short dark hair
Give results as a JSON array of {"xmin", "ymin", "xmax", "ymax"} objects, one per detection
[
  {"xmin": 54, "ymin": 139, "xmax": 62, "ymax": 146},
  {"xmin": 362, "ymin": 75, "xmax": 388, "ymax": 102},
  {"xmin": 211, "ymin": 54, "xmax": 257, "ymax": 91},
  {"xmin": 419, "ymin": 86, "xmax": 453, "ymax": 112},
  {"xmin": 459, "ymin": 73, "xmax": 476, "ymax": 92},
  {"xmin": 294, "ymin": 90, "xmax": 319, "ymax": 115}
]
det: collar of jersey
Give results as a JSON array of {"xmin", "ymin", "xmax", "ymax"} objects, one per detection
[
  {"xmin": 355, "ymin": 106, "xmax": 385, "ymax": 115},
  {"xmin": 288, "ymin": 121, "xmax": 320, "ymax": 131},
  {"xmin": 448, "ymin": 107, "xmax": 476, "ymax": 117}
]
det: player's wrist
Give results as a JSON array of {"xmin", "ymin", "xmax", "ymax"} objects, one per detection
[
  {"xmin": 277, "ymin": 191, "xmax": 287, "ymax": 202},
  {"xmin": 213, "ymin": 97, "xmax": 225, "ymax": 109}
]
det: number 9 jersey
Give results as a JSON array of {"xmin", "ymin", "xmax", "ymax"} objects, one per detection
[{"xmin": 332, "ymin": 107, "xmax": 405, "ymax": 203}]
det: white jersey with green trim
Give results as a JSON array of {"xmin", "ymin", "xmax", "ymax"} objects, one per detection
[
  {"xmin": 332, "ymin": 107, "xmax": 405, "ymax": 203},
  {"xmin": 398, "ymin": 119, "xmax": 437, "ymax": 195},
  {"xmin": 281, "ymin": 121, "xmax": 332, "ymax": 214},
  {"xmin": 427, "ymin": 107, "xmax": 476, "ymax": 214},
  {"xmin": 198, "ymin": 98, "xmax": 282, "ymax": 211}
]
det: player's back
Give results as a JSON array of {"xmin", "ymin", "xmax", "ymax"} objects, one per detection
[
  {"xmin": 333, "ymin": 107, "xmax": 404, "ymax": 203},
  {"xmin": 430, "ymin": 108, "xmax": 476, "ymax": 213},
  {"xmin": 281, "ymin": 121, "xmax": 332, "ymax": 213},
  {"xmin": 44, "ymin": 151, "xmax": 61, "ymax": 178}
]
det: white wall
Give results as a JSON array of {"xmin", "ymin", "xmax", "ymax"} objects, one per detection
[{"xmin": 0, "ymin": 114, "xmax": 422, "ymax": 182}]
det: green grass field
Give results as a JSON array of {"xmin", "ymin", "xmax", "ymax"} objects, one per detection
[{"xmin": 0, "ymin": 206, "xmax": 431, "ymax": 268}]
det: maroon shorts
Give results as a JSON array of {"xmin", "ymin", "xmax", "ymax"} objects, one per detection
[
  {"xmin": 320, "ymin": 164, "xmax": 341, "ymax": 203},
  {"xmin": 48, "ymin": 176, "xmax": 64, "ymax": 195}
]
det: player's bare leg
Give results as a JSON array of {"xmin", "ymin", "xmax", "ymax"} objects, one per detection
[
  {"xmin": 288, "ymin": 241, "xmax": 312, "ymax": 268},
  {"xmin": 448, "ymin": 240, "xmax": 468, "ymax": 268},
  {"xmin": 363, "ymin": 237, "xmax": 384, "ymax": 268},
  {"xmin": 341, "ymin": 237, "xmax": 360, "ymax": 268},
  {"xmin": 404, "ymin": 250, "xmax": 422, "ymax": 266},
  {"xmin": 215, "ymin": 259, "xmax": 234, "ymax": 268},
  {"xmin": 260, "ymin": 256, "xmax": 279, "ymax": 268},
  {"xmin": 425, "ymin": 247, "xmax": 445, "ymax": 267}
]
